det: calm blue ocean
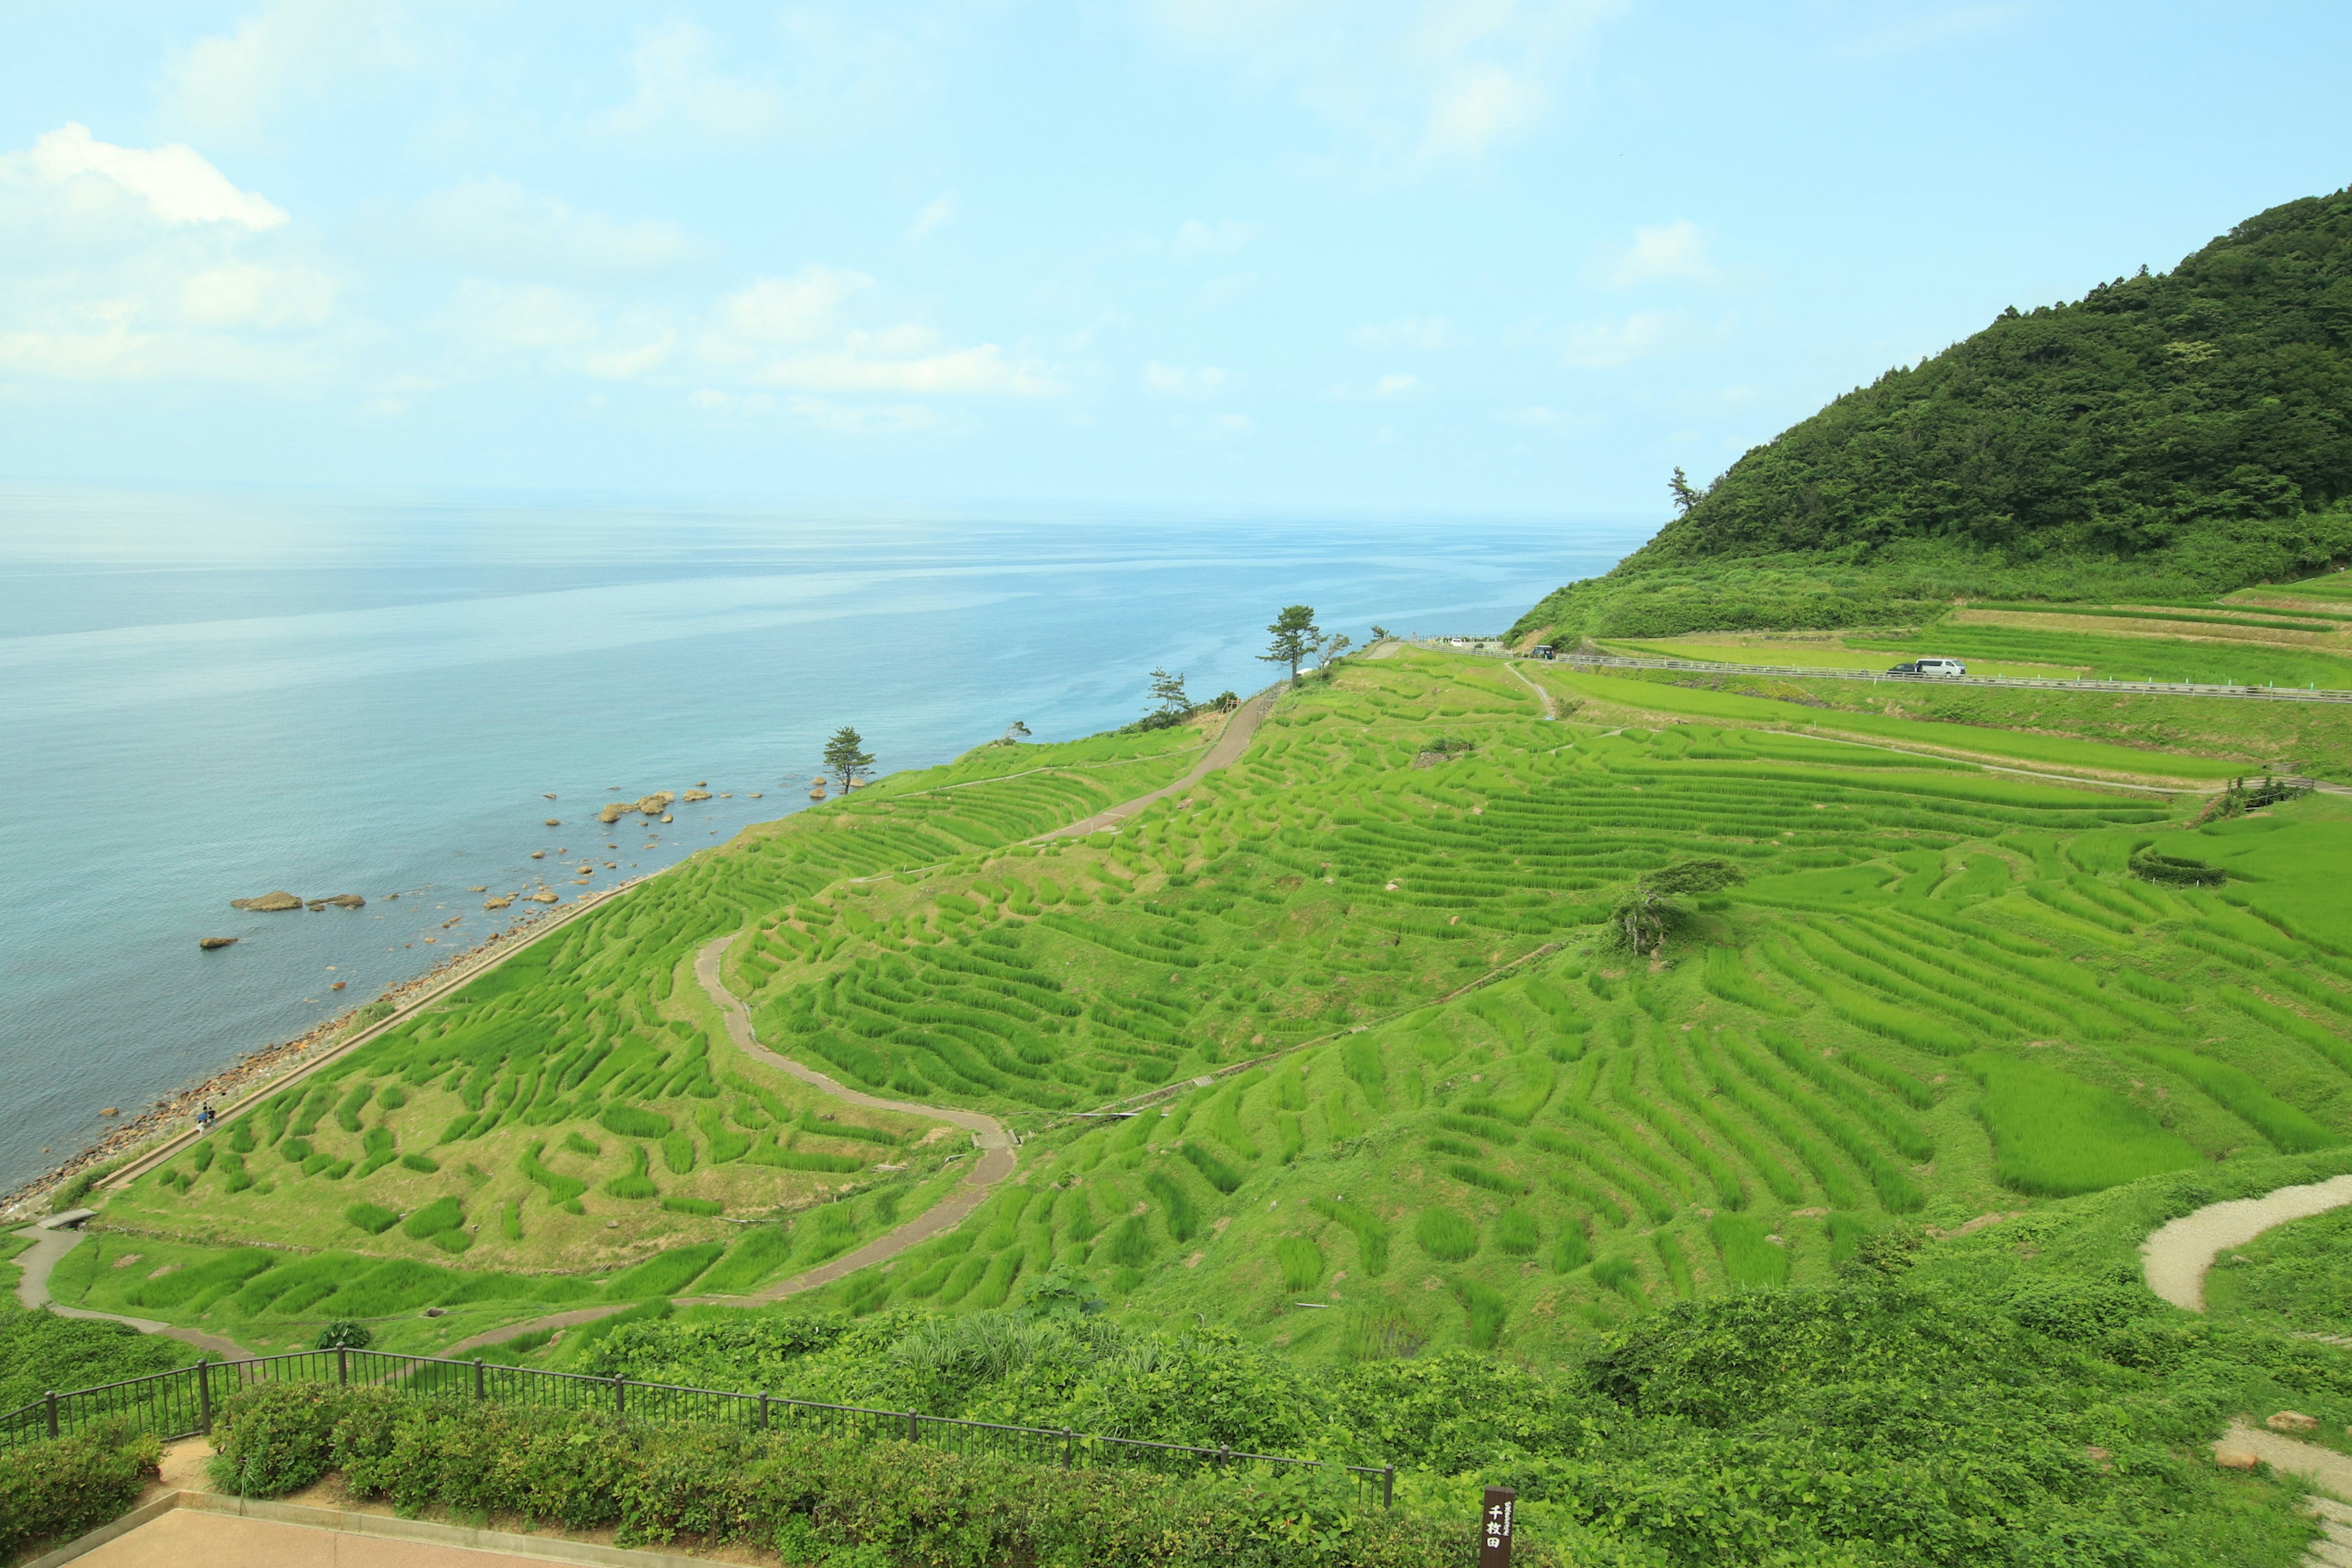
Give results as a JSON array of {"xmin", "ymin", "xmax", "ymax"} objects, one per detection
[{"xmin": 0, "ymin": 486, "xmax": 1639, "ymax": 1191}]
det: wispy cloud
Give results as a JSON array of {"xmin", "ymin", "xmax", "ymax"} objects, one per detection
[
  {"xmin": 401, "ymin": 177, "xmax": 703, "ymax": 281},
  {"xmin": 1348, "ymin": 314, "xmax": 1456, "ymax": 349},
  {"xmin": 1144, "ymin": 361, "xmax": 1231, "ymax": 398},
  {"xmin": 1831, "ymin": 4, "xmax": 2023, "ymax": 61},
  {"xmin": 1597, "ymin": 219, "xmax": 1724, "ymax": 288},
  {"xmin": 159, "ymin": 0, "xmax": 415, "ymax": 141},
  {"xmin": 1145, "ymin": 0, "xmax": 1627, "ymax": 174},
  {"xmin": 1561, "ymin": 309, "xmax": 1732, "ymax": 368},
  {"xmin": 909, "ymin": 193, "xmax": 959, "ymax": 241}
]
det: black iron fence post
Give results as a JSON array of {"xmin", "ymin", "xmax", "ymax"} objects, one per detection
[
  {"xmin": 1383, "ymin": 1465, "xmax": 1395, "ymax": 1509},
  {"xmin": 196, "ymin": 1360, "xmax": 212, "ymax": 1434},
  {"xmin": 758, "ymin": 1393, "xmax": 770, "ymax": 1431},
  {"xmin": 473, "ymin": 1359, "xmax": 486, "ymax": 1401},
  {"xmin": 1063, "ymin": 1428, "xmax": 1074, "ymax": 1468},
  {"xmin": 43, "ymin": 1392, "xmax": 57, "ymax": 1440},
  {"xmin": 337, "ymin": 1348, "xmax": 349, "ymax": 1387},
  {"xmin": 905, "ymin": 1411, "xmax": 918, "ymax": 1442},
  {"xmin": 614, "ymin": 1376, "xmax": 626, "ymax": 1419}
]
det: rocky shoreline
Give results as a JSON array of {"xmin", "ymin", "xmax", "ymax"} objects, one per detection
[{"xmin": 0, "ymin": 895, "xmax": 600, "ymax": 1223}]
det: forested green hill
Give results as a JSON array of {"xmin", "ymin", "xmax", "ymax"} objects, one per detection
[{"xmin": 1515, "ymin": 186, "xmax": 2352, "ymax": 643}]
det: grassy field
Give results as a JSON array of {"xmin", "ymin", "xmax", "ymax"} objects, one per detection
[
  {"xmin": 1542, "ymin": 669, "xmax": 2253, "ymax": 780},
  {"xmin": 67, "ymin": 646, "xmax": 2352, "ymax": 1364},
  {"xmin": 36, "ymin": 644, "xmax": 2352, "ymax": 1562}
]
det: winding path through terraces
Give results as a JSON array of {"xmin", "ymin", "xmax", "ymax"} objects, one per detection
[{"xmin": 447, "ymin": 695, "xmax": 1278, "ymax": 1354}]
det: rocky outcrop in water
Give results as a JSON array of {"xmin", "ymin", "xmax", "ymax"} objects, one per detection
[
  {"xmin": 198, "ymin": 937, "xmax": 238, "ymax": 950},
  {"xmin": 231, "ymin": 891, "xmax": 302, "ymax": 912},
  {"xmin": 306, "ymin": 894, "xmax": 365, "ymax": 910}
]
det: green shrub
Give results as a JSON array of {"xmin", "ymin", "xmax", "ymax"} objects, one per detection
[
  {"xmin": 1415, "ymin": 1207, "xmax": 1479, "ymax": 1262},
  {"xmin": 208, "ymin": 1383, "xmax": 346, "ymax": 1496},
  {"xmin": 315, "ymin": 1319, "xmax": 372, "ymax": 1350},
  {"xmin": 402, "ymin": 1196, "xmax": 464, "ymax": 1239},
  {"xmin": 0, "ymin": 1312, "xmax": 185, "ymax": 1415},
  {"xmin": 399, "ymin": 1153, "xmax": 439, "ymax": 1174},
  {"xmin": 1453, "ymin": 1278, "xmax": 1509, "ymax": 1349},
  {"xmin": 0, "ymin": 1424, "xmax": 159, "ymax": 1562},
  {"xmin": 345, "ymin": 1202, "xmax": 399, "ymax": 1235}
]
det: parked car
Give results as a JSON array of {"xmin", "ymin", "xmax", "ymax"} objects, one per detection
[{"xmin": 1886, "ymin": 658, "xmax": 1967, "ymax": 677}]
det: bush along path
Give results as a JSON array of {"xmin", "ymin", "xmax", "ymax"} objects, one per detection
[{"xmin": 10, "ymin": 1214, "xmax": 248, "ymax": 1359}]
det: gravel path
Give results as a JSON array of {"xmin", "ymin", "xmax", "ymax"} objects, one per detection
[
  {"xmin": 12, "ymin": 1216, "xmax": 249, "ymax": 1358},
  {"xmin": 2142, "ymin": 1173, "xmax": 2352, "ymax": 1311},
  {"xmin": 1033, "ymin": 687, "xmax": 1272, "ymax": 840}
]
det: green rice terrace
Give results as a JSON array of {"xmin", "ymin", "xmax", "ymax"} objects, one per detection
[{"xmin": 32, "ymin": 644, "xmax": 2352, "ymax": 1564}]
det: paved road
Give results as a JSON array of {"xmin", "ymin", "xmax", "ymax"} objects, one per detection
[
  {"xmin": 1547, "ymin": 650, "xmax": 2352, "ymax": 706},
  {"xmin": 2143, "ymin": 1172, "xmax": 2352, "ymax": 1312}
]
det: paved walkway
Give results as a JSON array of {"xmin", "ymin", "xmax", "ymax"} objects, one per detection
[
  {"xmin": 12, "ymin": 1216, "xmax": 248, "ymax": 1358},
  {"xmin": 76, "ymin": 1510, "xmax": 571, "ymax": 1568},
  {"xmin": 1032, "ymin": 688, "xmax": 1272, "ymax": 839},
  {"xmin": 2142, "ymin": 1173, "xmax": 2352, "ymax": 1311}
]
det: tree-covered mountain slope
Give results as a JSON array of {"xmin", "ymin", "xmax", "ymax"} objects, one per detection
[{"xmin": 1515, "ymin": 186, "xmax": 2352, "ymax": 643}]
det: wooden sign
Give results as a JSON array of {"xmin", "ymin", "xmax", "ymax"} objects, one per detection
[{"xmin": 1479, "ymin": 1485, "xmax": 1516, "ymax": 1567}]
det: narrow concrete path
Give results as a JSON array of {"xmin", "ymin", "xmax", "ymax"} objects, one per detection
[
  {"xmin": 1033, "ymin": 688, "xmax": 1273, "ymax": 840},
  {"xmin": 2143, "ymin": 1173, "xmax": 2352, "ymax": 1311},
  {"xmin": 2213, "ymin": 1423, "xmax": 2352, "ymax": 1567},
  {"xmin": 13, "ymin": 1218, "xmax": 250, "ymax": 1359}
]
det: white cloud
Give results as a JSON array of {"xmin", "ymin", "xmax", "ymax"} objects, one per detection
[
  {"xmin": 1348, "ymin": 315, "xmax": 1455, "ymax": 349},
  {"xmin": 1199, "ymin": 272, "xmax": 1256, "ymax": 308},
  {"xmin": 1562, "ymin": 309, "xmax": 1729, "ymax": 368},
  {"xmin": 1601, "ymin": 220, "xmax": 1723, "ymax": 288},
  {"xmin": 1329, "ymin": 371, "xmax": 1422, "ymax": 400},
  {"xmin": 1174, "ymin": 218, "xmax": 1254, "ymax": 259},
  {"xmin": 0, "ymin": 124, "xmax": 342, "ymax": 390},
  {"xmin": 161, "ymin": 0, "xmax": 413, "ymax": 140},
  {"xmin": 748, "ymin": 339, "xmax": 1055, "ymax": 396},
  {"xmin": 12, "ymin": 124, "xmax": 285, "ymax": 230},
  {"xmin": 1144, "ymin": 361, "xmax": 1230, "ymax": 398},
  {"xmin": 1147, "ymin": 0, "xmax": 1626, "ymax": 170},
  {"xmin": 909, "ymin": 194, "xmax": 959, "ymax": 241},
  {"xmin": 598, "ymin": 19, "xmax": 786, "ymax": 141},
  {"xmin": 404, "ymin": 178, "xmax": 701, "ymax": 281},
  {"xmin": 718, "ymin": 266, "xmax": 875, "ymax": 347},
  {"xmin": 178, "ymin": 262, "xmax": 335, "ymax": 328},
  {"xmin": 595, "ymin": 12, "xmax": 932, "ymax": 145}
]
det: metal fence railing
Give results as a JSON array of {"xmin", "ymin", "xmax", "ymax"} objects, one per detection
[{"xmin": 0, "ymin": 1349, "xmax": 1395, "ymax": 1507}]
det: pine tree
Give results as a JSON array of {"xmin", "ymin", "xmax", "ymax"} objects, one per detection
[
  {"xmin": 1259, "ymin": 605, "xmax": 1319, "ymax": 682},
  {"xmin": 821, "ymin": 726, "xmax": 876, "ymax": 791}
]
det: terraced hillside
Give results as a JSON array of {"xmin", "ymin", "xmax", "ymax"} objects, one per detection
[{"xmin": 68, "ymin": 647, "xmax": 2352, "ymax": 1374}]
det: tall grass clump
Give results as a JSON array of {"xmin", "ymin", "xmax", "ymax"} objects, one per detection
[
  {"xmin": 1308, "ymin": 1204, "xmax": 1392, "ymax": 1278},
  {"xmin": 1275, "ymin": 1237, "xmax": 1324, "ymax": 1291},
  {"xmin": 1493, "ymin": 1208, "xmax": 1540, "ymax": 1256},
  {"xmin": 2125, "ymin": 1041, "xmax": 2342, "ymax": 1153},
  {"xmin": 1178, "ymin": 1141, "xmax": 1245, "ymax": 1194},
  {"xmin": 1452, "ymin": 1278, "xmax": 1509, "ymax": 1349},
  {"xmin": 1142, "ymin": 1170, "xmax": 1198, "ymax": 1242},
  {"xmin": 1414, "ymin": 1206, "xmax": 1480, "ymax": 1262},
  {"xmin": 1708, "ymin": 1213, "xmax": 1790, "ymax": 1290}
]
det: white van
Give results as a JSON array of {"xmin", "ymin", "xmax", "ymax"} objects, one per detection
[{"xmin": 1885, "ymin": 658, "xmax": 1968, "ymax": 678}]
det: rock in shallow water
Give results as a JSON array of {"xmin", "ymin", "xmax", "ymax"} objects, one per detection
[
  {"xmin": 230, "ymin": 890, "xmax": 303, "ymax": 912},
  {"xmin": 198, "ymin": 936, "xmax": 238, "ymax": 950}
]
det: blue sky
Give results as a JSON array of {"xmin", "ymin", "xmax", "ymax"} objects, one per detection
[{"xmin": 1, "ymin": 1, "xmax": 2346, "ymax": 516}]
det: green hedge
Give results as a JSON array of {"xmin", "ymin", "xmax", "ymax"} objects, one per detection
[
  {"xmin": 205, "ymin": 1384, "xmax": 1593, "ymax": 1567},
  {"xmin": 0, "ymin": 1424, "xmax": 159, "ymax": 1562}
]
